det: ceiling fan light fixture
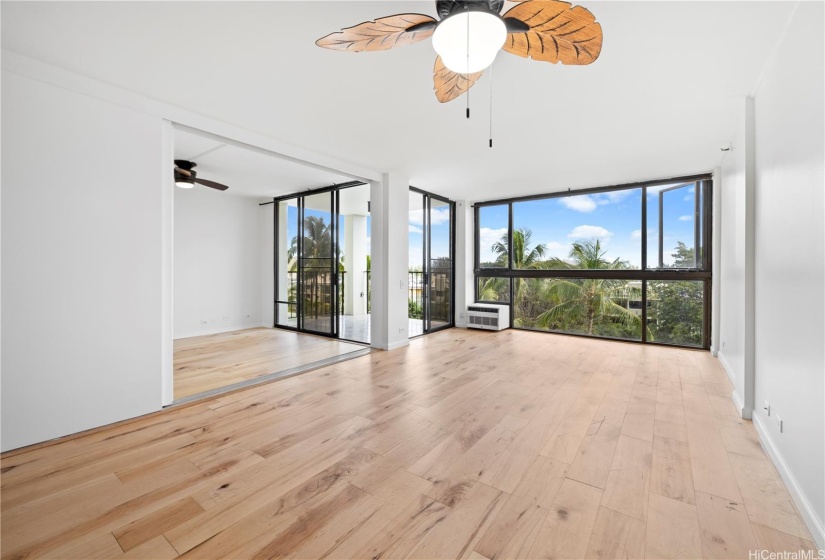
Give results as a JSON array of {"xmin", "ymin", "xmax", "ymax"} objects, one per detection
[
  {"xmin": 432, "ymin": 10, "xmax": 506, "ymax": 74},
  {"xmin": 175, "ymin": 179, "xmax": 195, "ymax": 189}
]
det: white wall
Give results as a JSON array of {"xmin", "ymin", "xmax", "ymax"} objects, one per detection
[
  {"xmin": 751, "ymin": 1, "xmax": 825, "ymax": 545},
  {"xmin": 1, "ymin": 71, "xmax": 165, "ymax": 451},
  {"xmin": 173, "ymin": 189, "xmax": 267, "ymax": 338},
  {"xmin": 718, "ymin": 98, "xmax": 754, "ymax": 416}
]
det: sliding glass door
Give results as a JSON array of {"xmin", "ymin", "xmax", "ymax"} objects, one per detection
[
  {"xmin": 274, "ymin": 182, "xmax": 371, "ymax": 344},
  {"xmin": 300, "ymin": 192, "xmax": 337, "ymax": 336},
  {"xmin": 409, "ymin": 188, "xmax": 455, "ymax": 336}
]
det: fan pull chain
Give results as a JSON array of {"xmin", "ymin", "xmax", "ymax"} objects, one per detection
[
  {"xmin": 489, "ymin": 62, "xmax": 494, "ymax": 147},
  {"xmin": 466, "ymin": 5, "xmax": 470, "ymax": 119}
]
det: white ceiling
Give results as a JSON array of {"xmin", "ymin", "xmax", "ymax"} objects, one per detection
[
  {"xmin": 2, "ymin": 1, "xmax": 795, "ymax": 201},
  {"xmin": 174, "ymin": 128, "xmax": 354, "ymax": 198}
]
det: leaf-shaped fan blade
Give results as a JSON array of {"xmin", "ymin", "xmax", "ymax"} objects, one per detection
[
  {"xmin": 502, "ymin": 1, "xmax": 602, "ymax": 65},
  {"xmin": 194, "ymin": 178, "xmax": 229, "ymax": 191},
  {"xmin": 316, "ymin": 14, "xmax": 437, "ymax": 51},
  {"xmin": 433, "ymin": 56, "xmax": 483, "ymax": 103}
]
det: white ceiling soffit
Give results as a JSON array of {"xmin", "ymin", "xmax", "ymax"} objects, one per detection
[
  {"xmin": 2, "ymin": 1, "xmax": 796, "ymax": 201},
  {"xmin": 174, "ymin": 128, "xmax": 354, "ymax": 198}
]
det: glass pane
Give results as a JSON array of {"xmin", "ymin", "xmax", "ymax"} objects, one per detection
[
  {"xmin": 513, "ymin": 189, "xmax": 642, "ymax": 270},
  {"xmin": 429, "ymin": 198, "xmax": 452, "ymax": 329},
  {"xmin": 648, "ymin": 280, "xmax": 704, "ymax": 347},
  {"xmin": 408, "ymin": 192, "xmax": 425, "ymax": 332},
  {"xmin": 647, "ymin": 182, "xmax": 698, "ymax": 269},
  {"xmin": 300, "ymin": 192, "xmax": 334, "ymax": 334},
  {"xmin": 477, "ymin": 276, "xmax": 510, "ymax": 303},
  {"xmin": 477, "ymin": 205, "xmax": 509, "ymax": 268},
  {"xmin": 276, "ymin": 199, "xmax": 299, "ymax": 328},
  {"xmin": 338, "ymin": 184, "xmax": 371, "ymax": 344},
  {"xmin": 512, "ymin": 277, "xmax": 643, "ymax": 341}
]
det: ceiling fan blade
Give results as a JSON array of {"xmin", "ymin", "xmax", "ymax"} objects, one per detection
[
  {"xmin": 316, "ymin": 14, "xmax": 437, "ymax": 51},
  {"xmin": 433, "ymin": 56, "xmax": 484, "ymax": 103},
  {"xmin": 501, "ymin": 0, "xmax": 602, "ymax": 65},
  {"xmin": 174, "ymin": 167, "xmax": 193, "ymax": 177},
  {"xmin": 194, "ymin": 178, "xmax": 229, "ymax": 191}
]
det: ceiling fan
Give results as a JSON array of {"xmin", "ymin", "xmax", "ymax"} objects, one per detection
[
  {"xmin": 174, "ymin": 160, "xmax": 229, "ymax": 191},
  {"xmin": 316, "ymin": 0, "xmax": 603, "ymax": 103}
]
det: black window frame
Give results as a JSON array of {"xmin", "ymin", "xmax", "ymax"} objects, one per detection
[{"xmin": 473, "ymin": 173, "xmax": 713, "ymax": 349}]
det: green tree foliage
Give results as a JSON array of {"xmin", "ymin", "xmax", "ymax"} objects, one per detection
[
  {"xmin": 530, "ymin": 240, "xmax": 645, "ymax": 339},
  {"xmin": 648, "ymin": 242, "xmax": 703, "ymax": 346}
]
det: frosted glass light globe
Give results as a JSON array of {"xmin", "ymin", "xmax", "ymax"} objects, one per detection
[{"xmin": 432, "ymin": 11, "xmax": 507, "ymax": 74}]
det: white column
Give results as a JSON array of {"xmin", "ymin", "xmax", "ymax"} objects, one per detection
[
  {"xmin": 370, "ymin": 173, "xmax": 410, "ymax": 350},
  {"xmin": 260, "ymin": 201, "xmax": 274, "ymax": 327},
  {"xmin": 453, "ymin": 200, "xmax": 474, "ymax": 327},
  {"xmin": 344, "ymin": 214, "xmax": 367, "ymax": 316}
]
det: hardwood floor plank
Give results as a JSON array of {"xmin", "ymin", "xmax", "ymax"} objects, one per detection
[
  {"xmin": 602, "ymin": 435, "xmax": 652, "ymax": 521},
  {"xmin": 585, "ymin": 506, "xmax": 646, "ymax": 560},
  {"xmin": 474, "ymin": 492, "xmax": 547, "ymax": 560},
  {"xmin": 650, "ymin": 435, "xmax": 696, "ymax": 505},
  {"xmin": 113, "ymin": 496, "xmax": 205, "ymax": 552},
  {"xmin": 528, "ymin": 478, "xmax": 604, "ymax": 560},
  {"xmin": 727, "ymin": 452, "xmax": 814, "ymax": 540},
  {"xmin": 751, "ymin": 524, "xmax": 819, "ymax": 556},
  {"xmin": 695, "ymin": 491, "xmax": 758, "ymax": 559},
  {"xmin": 645, "ymin": 492, "xmax": 703, "ymax": 560}
]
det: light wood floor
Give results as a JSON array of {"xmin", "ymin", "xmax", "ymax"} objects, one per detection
[
  {"xmin": 174, "ymin": 327, "xmax": 365, "ymax": 399},
  {"xmin": 2, "ymin": 329, "xmax": 817, "ymax": 559}
]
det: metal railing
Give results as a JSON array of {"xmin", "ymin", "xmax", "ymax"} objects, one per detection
[{"xmin": 283, "ymin": 270, "xmax": 440, "ymax": 321}]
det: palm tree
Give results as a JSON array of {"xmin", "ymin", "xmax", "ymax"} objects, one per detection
[
  {"xmin": 534, "ymin": 239, "xmax": 646, "ymax": 337},
  {"xmin": 480, "ymin": 228, "xmax": 546, "ymax": 302},
  {"xmin": 490, "ymin": 228, "xmax": 546, "ymax": 268},
  {"xmin": 288, "ymin": 216, "xmax": 343, "ymax": 320}
]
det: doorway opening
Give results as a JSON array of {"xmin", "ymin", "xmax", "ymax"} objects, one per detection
[
  {"xmin": 408, "ymin": 187, "xmax": 456, "ymax": 336},
  {"xmin": 171, "ymin": 128, "xmax": 369, "ymax": 402}
]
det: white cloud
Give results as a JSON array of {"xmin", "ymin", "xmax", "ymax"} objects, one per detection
[
  {"xmin": 430, "ymin": 207, "xmax": 450, "ymax": 225},
  {"xmin": 546, "ymin": 241, "xmax": 564, "ymax": 250},
  {"xmin": 560, "ymin": 195, "xmax": 597, "ymax": 213},
  {"xmin": 568, "ymin": 225, "xmax": 613, "ymax": 239},
  {"xmin": 598, "ymin": 190, "xmax": 633, "ymax": 204},
  {"xmin": 678, "ymin": 215, "xmax": 692, "ymax": 222},
  {"xmin": 409, "ymin": 224, "xmax": 423, "ymax": 234},
  {"xmin": 479, "ymin": 227, "xmax": 507, "ymax": 249},
  {"xmin": 408, "ymin": 207, "xmax": 450, "ymax": 227},
  {"xmin": 631, "ymin": 229, "xmax": 642, "ymax": 240}
]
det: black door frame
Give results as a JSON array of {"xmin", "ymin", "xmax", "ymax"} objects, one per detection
[{"xmin": 411, "ymin": 186, "xmax": 456, "ymax": 335}]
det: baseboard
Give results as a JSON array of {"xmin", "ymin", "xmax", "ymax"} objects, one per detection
[
  {"xmin": 717, "ymin": 349, "xmax": 736, "ymax": 385},
  {"xmin": 372, "ymin": 339, "xmax": 410, "ymax": 351},
  {"xmin": 752, "ymin": 413, "xmax": 825, "ymax": 550},
  {"xmin": 730, "ymin": 389, "xmax": 751, "ymax": 419},
  {"xmin": 174, "ymin": 322, "xmax": 265, "ymax": 340}
]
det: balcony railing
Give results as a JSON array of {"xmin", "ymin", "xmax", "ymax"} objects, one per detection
[{"xmin": 283, "ymin": 270, "xmax": 429, "ymax": 320}]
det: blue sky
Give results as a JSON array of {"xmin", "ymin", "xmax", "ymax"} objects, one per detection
[
  {"xmin": 408, "ymin": 195, "xmax": 451, "ymax": 268},
  {"xmin": 478, "ymin": 183, "xmax": 699, "ymax": 268},
  {"xmin": 283, "ymin": 183, "xmax": 699, "ymax": 271}
]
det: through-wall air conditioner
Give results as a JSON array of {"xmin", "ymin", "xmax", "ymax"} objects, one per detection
[{"xmin": 467, "ymin": 303, "xmax": 510, "ymax": 331}]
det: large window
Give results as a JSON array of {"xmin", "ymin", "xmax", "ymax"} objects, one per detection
[{"xmin": 475, "ymin": 176, "xmax": 712, "ymax": 348}]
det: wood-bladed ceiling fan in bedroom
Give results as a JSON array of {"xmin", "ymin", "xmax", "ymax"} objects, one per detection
[{"xmin": 316, "ymin": 0, "xmax": 603, "ymax": 103}]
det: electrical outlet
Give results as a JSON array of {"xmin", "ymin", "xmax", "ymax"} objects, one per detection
[
  {"xmin": 763, "ymin": 401, "xmax": 770, "ymax": 416},
  {"xmin": 776, "ymin": 415, "xmax": 783, "ymax": 433}
]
